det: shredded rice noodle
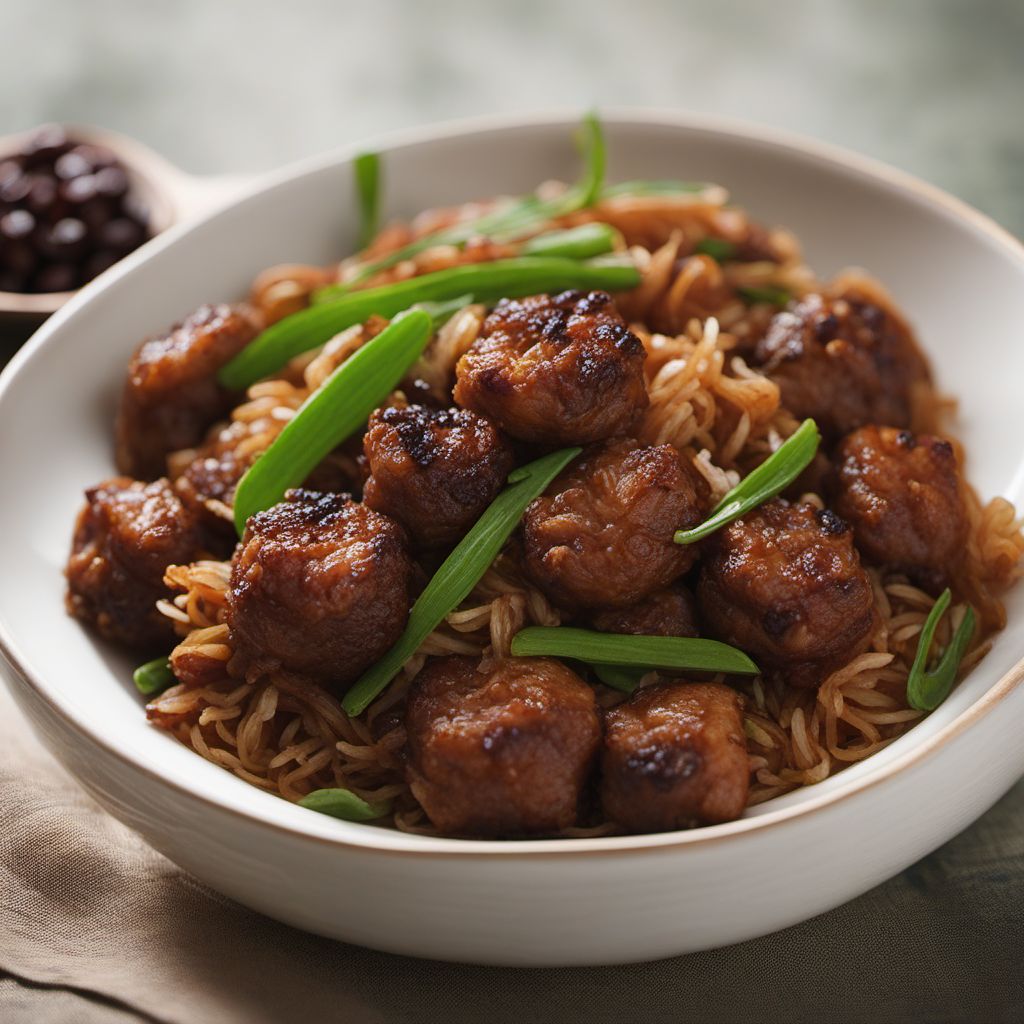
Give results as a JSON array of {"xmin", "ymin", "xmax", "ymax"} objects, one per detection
[{"xmin": 147, "ymin": 190, "xmax": 1024, "ymax": 836}]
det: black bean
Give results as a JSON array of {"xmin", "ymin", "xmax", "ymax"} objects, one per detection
[
  {"xmin": 54, "ymin": 151, "xmax": 94, "ymax": 180},
  {"xmin": 0, "ymin": 270, "xmax": 26, "ymax": 292},
  {"xmin": 77, "ymin": 195, "xmax": 116, "ymax": 230},
  {"xmin": 60, "ymin": 174, "xmax": 98, "ymax": 205},
  {"xmin": 0, "ymin": 127, "xmax": 152, "ymax": 294},
  {"xmin": 0, "ymin": 209, "xmax": 35, "ymax": 241},
  {"xmin": 0, "ymin": 159, "xmax": 22, "ymax": 186},
  {"xmin": 94, "ymin": 165, "xmax": 129, "ymax": 200},
  {"xmin": 99, "ymin": 216, "xmax": 145, "ymax": 254},
  {"xmin": 0, "ymin": 238, "xmax": 37, "ymax": 276},
  {"xmin": 0, "ymin": 173, "xmax": 31, "ymax": 205},
  {"xmin": 26, "ymin": 174, "xmax": 59, "ymax": 216},
  {"xmin": 32, "ymin": 262, "xmax": 79, "ymax": 293},
  {"xmin": 69, "ymin": 143, "xmax": 117, "ymax": 171},
  {"xmin": 23, "ymin": 124, "xmax": 71, "ymax": 167},
  {"xmin": 85, "ymin": 248, "xmax": 120, "ymax": 279},
  {"xmin": 39, "ymin": 217, "xmax": 88, "ymax": 260}
]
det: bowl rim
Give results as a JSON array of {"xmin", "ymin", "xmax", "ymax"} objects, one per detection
[{"xmin": 2, "ymin": 106, "xmax": 1023, "ymax": 860}]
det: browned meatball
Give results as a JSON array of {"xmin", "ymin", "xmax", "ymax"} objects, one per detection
[
  {"xmin": 754, "ymin": 292, "xmax": 931, "ymax": 439},
  {"xmin": 66, "ymin": 477, "xmax": 206, "ymax": 651},
  {"xmin": 522, "ymin": 441, "xmax": 710, "ymax": 611},
  {"xmin": 115, "ymin": 304, "xmax": 261, "ymax": 478},
  {"xmin": 831, "ymin": 426, "xmax": 968, "ymax": 593},
  {"xmin": 697, "ymin": 500, "xmax": 876, "ymax": 687},
  {"xmin": 362, "ymin": 405, "xmax": 514, "ymax": 549},
  {"xmin": 601, "ymin": 682, "xmax": 749, "ymax": 831},
  {"xmin": 591, "ymin": 584, "xmax": 699, "ymax": 638},
  {"xmin": 227, "ymin": 490, "xmax": 412, "ymax": 686},
  {"xmin": 405, "ymin": 655, "xmax": 601, "ymax": 836},
  {"xmin": 453, "ymin": 290, "xmax": 648, "ymax": 444}
]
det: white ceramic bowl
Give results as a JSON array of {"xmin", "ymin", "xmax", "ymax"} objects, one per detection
[{"xmin": 1, "ymin": 111, "xmax": 1023, "ymax": 967}]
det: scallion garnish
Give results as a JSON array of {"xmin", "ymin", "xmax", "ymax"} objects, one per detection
[
  {"xmin": 738, "ymin": 285, "xmax": 791, "ymax": 306},
  {"xmin": 134, "ymin": 657, "xmax": 174, "ymax": 696},
  {"xmin": 591, "ymin": 663, "xmax": 649, "ymax": 693},
  {"xmin": 353, "ymin": 152, "xmax": 381, "ymax": 251},
  {"xmin": 906, "ymin": 589, "xmax": 976, "ymax": 712},
  {"xmin": 326, "ymin": 112, "xmax": 607, "ymax": 296},
  {"xmin": 299, "ymin": 788, "xmax": 393, "ymax": 822},
  {"xmin": 411, "ymin": 293, "xmax": 475, "ymax": 330},
  {"xmin": 674, "ymin": 418, "xmax": 821, "ymax": 545},
  {"xmin": 341, "ymin": 447, "xmax": 581, "ymax": 716},
  {"xmin": 220, "ymin": 255, "xmax": 641, "ymax": 389},
  {"xmin": 520, "ymin": 223, "xmax": 617, "ymax": 260},
  {"xmin": 695, "ymin": 237, "xmax": 737, "ymax": 262},
  {"xmin": 231, "ymin": 310, "xmax": 432, "ymax": 534},
  {"xmin": 509, "ymin": 627, "xmax": 759, "ymax": 678}
]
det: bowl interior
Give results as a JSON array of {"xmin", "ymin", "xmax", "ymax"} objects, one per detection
[{"xmin": 1, "ymin": 112, "xmax": 1023, "ymax": 853}]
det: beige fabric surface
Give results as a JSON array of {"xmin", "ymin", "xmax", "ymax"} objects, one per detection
[{"xmin": 1, "ymin": 679, "xmax": 1022, "ymax": 1024}]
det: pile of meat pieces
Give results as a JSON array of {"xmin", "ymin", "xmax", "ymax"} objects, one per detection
[{"xmin": 66, "ymin": 283, "xmax": 969, "ymax": 837}]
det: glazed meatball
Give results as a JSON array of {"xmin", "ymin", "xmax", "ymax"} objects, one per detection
[
  {"xmin": 697, "ymin": 500, "xmax": 876, "ymax": 687},
  {"xmin": 227, "ymin": 490, "xmax": 412, "ymax": 686},
  {"xmin": 66, "ymin": 477, "xmax": 206, "ymax": 651},
  {"xmin": 522, "ymin": 441, "xmax": 710, "ymax": 611},
  {"xmin": 831, "ymin": 426, "xmax": 968, "ymax": 593},
  {"xmin": 754, "ymin": 292, "xmax": 931, "ymax": 439},
  {"xmin": 453, "ymin": 290, "xmax": 648, "ymax": 445},
  {"xmin": 115, "ymin": 303, "xmax": 261, "ymax": 478},
  {"xmin": 362, "ymin": 405, "xmax": 514, "ymax": 549},
  {"xmin": 174, "ymin": 418, "xmax": 354, "ymax": 541},
  {"xmin": 601, "ymin": 682, "xmax": 749, "ymax": 831},
  {"xmin": 405, "ymin": 655, "xmax": 601, "ymax": 836},
  {"xmin": 591, "ymin": 584, "xmax": 699, "ymax": 638}
]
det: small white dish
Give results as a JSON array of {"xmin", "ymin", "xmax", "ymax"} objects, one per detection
[{"xmin": 1, "ymin": 110, "xmax": 1022, "ymax": 966}]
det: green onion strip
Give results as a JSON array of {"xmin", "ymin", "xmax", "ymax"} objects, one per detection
[
  {"xmin": 738, "ymin": 285, "xmax": 791, "ymax": 307},
  {"xmin": 906, "ymin": 589, "xmax": 976, "ymax": 712},
  {"xmin": 519, "ymin": 222, "xmax": 617, "ymax": 260},
  {"xmin": 674, "ymin": 419, "xmax": 821, "ymax": 545},
  {"xmin": 510, "ymin": 626, "xmax": 759, "ymax": 682},
  {"xmin": 353, "ymin": 152, "xmax": 381, "ymax": 251},
  {"xmin": 231, "ymin": 310, "xmax": 433, "ymax": 534},
  {"xmin": 220, "ymin": 255, "xmax": 641, "ymax": 390},
  {"xmin": 342, "ymin": 447, "xmax": 581, "ymax": 717},
  {"xmin": 694, "ymin": 237, "xmax": 737, "ymax": 262},
  {"xmin": 299, "ymin": 788, "xmax": 393, "ymax": 822},
  {"xmin": 133, "ymin": 657, "xmax": 174, "ymax": 697},
  {"xmin": 326, "ymin": 111, "xmax": 608, "ymax": 298}
]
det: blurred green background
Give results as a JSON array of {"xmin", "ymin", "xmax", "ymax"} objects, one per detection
[{"xmin": 4, "ymin": 0, "xmax": 1022, "ymax": 233}]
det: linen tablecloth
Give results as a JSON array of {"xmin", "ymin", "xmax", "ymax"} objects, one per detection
[{"xmin": 1, "ymin": 678, "xmax": 1022, "ymax": 1023}]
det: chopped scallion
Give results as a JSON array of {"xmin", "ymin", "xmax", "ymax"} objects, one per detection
[
  {"xmin": 906, "ymin": 590, "xmax": 976, "ymax": 712},
  {"xmin": 695, "ymin": 237, "xmax": 738, "ymax": 262},
  {"xmin": 520, "ymin": 223, "xmax": 617, "ymax": 260},
  {"xmin": 231, "ymin": 310, "xmax": 432, "ymax": 534},
  {"xmin": 353, "ymin": 152, "xmax": 381, "ymax": 251},
  {"xmin": 134, "ymin": 657, "xmax": 174, "ymax": 697},
  {"xmin": 674, "ymin": 419, "xmax": 821, "ymax": 545},
  {"xmin": 738, "ymin": 285, "xmax": 791, "ymax": 306},
  {"xmin": 299, "ymin": 788, "xmax": 392, "ymax": 822},
  {"xmin": 329, "ymin": 112, "xmax": 607, "ymax": 294},
  {"xmin": 509, "ymin": 627, "xmax": 759, "ymax": 676},
  {"xmin": 221, "ymin": 255, "xmax": 640, "ymax": 389},
  {"xmin": 342, "ymin": 447, "xmax": 581, "ymax": 716}
]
